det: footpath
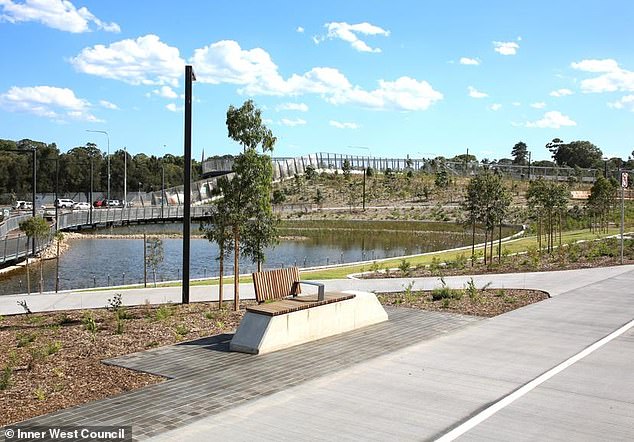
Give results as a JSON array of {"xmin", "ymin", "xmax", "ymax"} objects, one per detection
[{"xmin": 2, "ymin": 266, "xmax": 633, "ymax": 440}]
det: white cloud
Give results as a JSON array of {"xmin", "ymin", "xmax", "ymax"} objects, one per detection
[
  {"xmin": 152, "ymin": 85, "xmax": 178, "ymax": 99},
  {"xmin": 276, "ymin": 102, "xmax": 308, "ymax": 112},
  {"xmin": 550, "ymin": 88, "xmax": 574, "ymax": 97},
  {"xmin": 493, "ymin": 41, "xmax": 519, "ymax": 55},
  {"xmin": 328, "ymin": 77, "xmax": 443, "ymax": 111},
  {"xmin": 191, "ymin": 40, "xmax": 442, "ymax": 111},
  {"xmin": 329, "ymin": 120, "xmax": 359, "ymax": 129},
  {"xmin": 571, "ymin": 58, "xmax": 634, "ymax": 93},
  {"xmin": 489, "ymin": 103, "xmax": 502, "ymax": 111},
  {"xmin": 525, "ymin": 111, "xmax": 576, "ymax": 129},
  {"xmin": 459, "ymin": 57, "xmax": 480, "ymax": 66},
  {"xmin": 0, "ymin": 0, "xmax": 120, "ymax": 33},
  {"xmin": 0, "ymin": 85, "xmax": 101, "ymax": 121},
  {"xmin": 468, "ymin": 86, "xmax": 488, "ymax": 98},
  {"xmin": 530, "ymin": 101, "xmax": 546, "ymax": 109},
  {"xmin": 280, "ymin": 118, "xmax": 306, "ymax": 126},
  {"xmin": 165, "ymin": 103, "xmax": 183, "ymax": 112},
  {"xmin": 71, "ymin": 34, "xmax": 184, "ymax": 86},
  {"xmin": 512, "ymin": 101, "xmax": 521, "ymax": 106},
  {"xmin": 608, "ymin": 95, "xmax": 634, "ymax": 111},
  {"xmin": 99, "ymin": 100, "xmax": 118, "ymax": 110},
  {"xmin": 320, "ymin": 22, "xmax": 390, "ymax": 53},
  {"xmin": 296, "ymin": 26, "xmax": 304, "ymax": 33}
]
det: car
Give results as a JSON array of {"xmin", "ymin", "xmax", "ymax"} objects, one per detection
[
  {"xmin": 72, "ymin": 202, "xmax": 91, "ymax": 210},
  {"xmin": 12, "ymin": 200, "xmax": 26, "ymax": 210},
  {"xmin": 93, "ymin": 199, "xmax": 105, "ymax": 208},
  {"xmin": 106, "ymin": 199, "xmax": 121, "ymax": 207},
  {"xmin": 55, "ymin": 198, "xmax": 75, "ymax": 208},
  {"xmin": 19, "ymin": 201, "xmax": 33, "ymax": 210}
]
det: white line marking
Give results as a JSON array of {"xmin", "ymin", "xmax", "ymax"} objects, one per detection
[{"xmin": 436, "ymin": 318, "xmax": 634, "ymax": 441}]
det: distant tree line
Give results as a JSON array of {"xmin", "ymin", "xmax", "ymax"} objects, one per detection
[{"xmin": 0, "ymin": 138, "xmax": 202, "ymax": 201}]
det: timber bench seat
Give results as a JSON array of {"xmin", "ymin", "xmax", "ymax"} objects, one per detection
[
  {"xmin": 229, "ymin": 266, "xmax": 388, "ymax": 354},
  {"xmin": 246, "ymin": 293, "xmax": 356, "ymax": 316},
  {"xmin": 250, "ymin": 266, "xmax": 352, "ymax": 311}
]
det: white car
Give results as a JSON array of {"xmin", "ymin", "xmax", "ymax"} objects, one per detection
[
  {"xmin": 55, "ymin": 198, "xmax": 75, "ymax": 208},
  {"xmin": 72, "ymin": 202, "xmax": 91, "ymax": 210}
]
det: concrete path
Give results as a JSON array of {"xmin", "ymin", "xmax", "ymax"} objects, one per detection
[
  {"xmin": 142, "ymin": 266, "xmax": 634, "ymax": 441},
  {"xmin": 2, "ymin": 265, "xmax": 633, "ymax": 315}
]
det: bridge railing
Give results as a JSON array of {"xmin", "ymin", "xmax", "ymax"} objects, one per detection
[{"xmin": 0, "ymin": 205, "xmax": 215, "ymax": 266}]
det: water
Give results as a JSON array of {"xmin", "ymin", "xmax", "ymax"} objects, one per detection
[{"xmin": 0, "ymin": 222, "xmax": 503, "ymax": 295}]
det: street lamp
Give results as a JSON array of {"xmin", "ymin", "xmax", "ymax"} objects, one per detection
[
  {"xmin": 603, "ymin": 157, "xmax": 609, "ymax": 179},
  {"xmin": 86, "ymin": 130, "xmax": 110, "ymax": 202}
]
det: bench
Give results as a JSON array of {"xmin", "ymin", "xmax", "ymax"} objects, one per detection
[
  {"xmin": 247, "ymin": 267, "xmax": 355, "ymax": 316},
  {"xmin": 229, "ymin": 267, "xmax": 388, "ymax": 354}
]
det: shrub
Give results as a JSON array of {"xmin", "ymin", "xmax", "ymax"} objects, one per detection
[
  {"xmin": 83, "ymin": 314, "xmax": 97, "ymax": 334},
  {"xmin": 0, "ymin": 351, "xmax": 18, "ymax": 391},
  {"xmin": 16, "ymin": 332, "xmax": 38, "ymax": 348},
  {"xmin": 154, "ymin": 305, "xmax": 173, "ymax": 321},
  {"xmin": 44, "ymin": 341, "xmax": 62, "ymax": 356},
  {"xmin": 398, "ymin": 259, "xmax": 412, "ymax": 276}
]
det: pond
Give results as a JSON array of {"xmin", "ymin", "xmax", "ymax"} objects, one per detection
[{"xmin": 0, "ymin": 221, "xmax": 516, "ymax": 295}]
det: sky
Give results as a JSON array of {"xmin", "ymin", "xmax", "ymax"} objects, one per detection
[{"xmin": 0, "ymin": 0, "xmax": 633, "ymax": 162}]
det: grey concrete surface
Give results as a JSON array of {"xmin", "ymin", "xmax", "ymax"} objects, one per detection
[
  {"xmin": 147, "ymin": 267, "xmax": 634, "ymax": 441},
  {"xmin": 2, "ymin": 264, "xmax": 633, "ymax": 315}
]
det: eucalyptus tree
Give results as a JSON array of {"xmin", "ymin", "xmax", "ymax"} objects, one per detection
[
  {"xmin": 19, "ymin": 216, "xmax": 50, "ymax": 294},
  {"xmin": 526, "ymin": 179, "xmax": 570, "ymax": 252},
  {"xmin": 223, "ymin": 100, "xmax": 277, "ymax": 310},
  {"xmin": 462, "ymin": 171, "xmax": 511, "ymax": 265},
  {"xmin": 587, "ymin": 177, "xmax": 617, "ymax": 233}
]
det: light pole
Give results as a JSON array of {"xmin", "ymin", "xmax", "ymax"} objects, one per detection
[
  {"xmin": 348, "ymin": 145, "xmax": 370, "ymax": 210},
  {"xmin": 603, "ymin": 157, "xmax": 609, "ymax": 179},
  {"xmin": 123, "ymin": 146, "xmax": 127, "ymax": 207},
  {"xmin": 86, "ymin": 130, "xmax": 110, "ymax": 201},
  {"xmin": 161, "ymin": 144, "xmax": 166, "ymax": 219}
]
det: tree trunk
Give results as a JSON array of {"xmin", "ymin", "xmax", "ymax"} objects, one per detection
[
  {"xmin": 483, "ymin": 229, "xmax": 488, "ymax": 265},
  {"xmin": 489, "ymin": 227, "xmax": 494, "ymax": 266},
  {"xmin": 25, "ymin": 238, "xmax": 31, "ymax": 295},
  {"xmin": 471, "ymin": 221, "xmax": 476, "ymax": 267},
  {"xmin": 55, "ymin": 237, "xmax": 60, "ymax": 293},
  {"xmin": 218, "ymin": 252, "xmax": 224, "ymax": 310},
  {"xmin": 39, "ymin": 242, "xmax": 43, "ymax": 294},
  {"xmin": 538, "ymin": 215, "xmax": 542, "ymax": 251},
  {"xmin": 153, "ymin": 269, "xmax": 157, "ymax": 288},
  {"xmin": 498, "ymin": 221, "xmax": 502, "ymax": 262},
  {"xmin": 233, "ymin": 227, "xmax": 240, "ymax": 311},
  {"xmin": 558, "ymin": 213, "xmax": 562, "ymax": 247}
]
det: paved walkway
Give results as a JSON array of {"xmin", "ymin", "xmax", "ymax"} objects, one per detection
[
  {"xmin": 1, "ymin": 265, "xmax": 633, "ymax": 315},
  {"xmin": 2, "ymin": 266, "xmax": 634, "ymax": 440}
]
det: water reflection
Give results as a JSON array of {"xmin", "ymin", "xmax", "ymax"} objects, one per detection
[{"xmin": 0, "ymin": 222, "xmax": 511, "ymax": 295}]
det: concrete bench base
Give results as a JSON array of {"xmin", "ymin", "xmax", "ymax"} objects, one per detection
[{"xmin": 230, "ymin": 290, "xmax": 388, "ymax": 355}]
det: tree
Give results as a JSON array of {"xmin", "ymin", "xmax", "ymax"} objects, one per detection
[
  {"xmin": 224, "ymin": 100, "xmax": 277, "ymax": 310},
  {"xmin": 19, "ymin": 216, "xmax": 50, "ymax": 294},
  {"xmin": 526, "ymin": 179, "xmax": 569, "ymax": 252},
  {"xmin": 342, "ymin": 159, "xmax": 351, "ymax": 178},
  {"xmin": 461, "ymin": 171, "xmax": 511, "ymax": 266},
  {"xmin": 546, "ymin": 139, "xmax": 603, "ymax": 168},
  {"xmin": 145, "ymin": 238, "xmax": 164, "ymax": 287},
  {"xmin": 226, "ymin": 100, "xmax": 276, "ymax": 152},
  {"xmin": 200, "ymin": 204, "xmax": 233, "ymax": 308},
  {"xmin": 587, "ymin": 177, "xmax": 616, "ymax": 233},
  {"xmin": 511, "ymin": 141, "xmax": 528, "ymax": 165}
]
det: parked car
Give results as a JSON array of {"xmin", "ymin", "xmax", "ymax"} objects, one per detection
[
  {"xmin": 106, "ymin": 199, "xmax": 121, "ymax": 207},
  {"xmin": 93, "ymin": 199, "xmax": 105, "ymax": 208},
  {"xmin": 72, "ymin": 202, "xmax": 91, "ymax": 210},
  {"xmin": 12, "ymin": 200, "xmax": 26, "ymax": 210},
  {"xmin": 54, "ymin": 198, "xmax": 75, "ymax": 208},
  {"xmin": 19, "ymin": 201, "xmax": 33, "ymax": 210}
]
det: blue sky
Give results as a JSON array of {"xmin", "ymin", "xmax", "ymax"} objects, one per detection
[{"xmin": 1, "ymin": 0, "xmax": 633, "ymax": 162}]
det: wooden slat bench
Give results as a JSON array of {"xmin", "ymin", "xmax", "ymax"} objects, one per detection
[
  {"xmin": 230, "ymin": 266, "xmax": 387, "ymax": 354},
  {"xmin": 247, "ymin": 267, "xmax": 355, "ymax": 316}
]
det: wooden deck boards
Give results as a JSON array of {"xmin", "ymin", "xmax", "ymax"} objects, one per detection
[{"xmin": 246, "ymin": 293, "xmax": 356, "ymax": 316}]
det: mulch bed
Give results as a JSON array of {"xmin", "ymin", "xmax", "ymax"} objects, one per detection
[
  {"xmin": 378, "ymin": 288, "xmax": 549, "ymax": 317},
  {"xmin": 0, "ymin": 301, "xmax": 247, "ymax": 426}
]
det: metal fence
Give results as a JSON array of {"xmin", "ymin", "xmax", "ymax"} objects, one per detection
[{"xmin": 0, "ymin": 205, "xmax": 215, "ymax": 266}]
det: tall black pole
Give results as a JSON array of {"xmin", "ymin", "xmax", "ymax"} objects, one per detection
[
  {"xmin": 55, "ymin": 156, "xmax": 59, "ymax": 230},
  {"xmin": 89, "ymin": 157, "xmax": 94, "ymax": 225},
  {"xmin": 182, "ymin": 65, "xmax": 195, "ymax": 304}
]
